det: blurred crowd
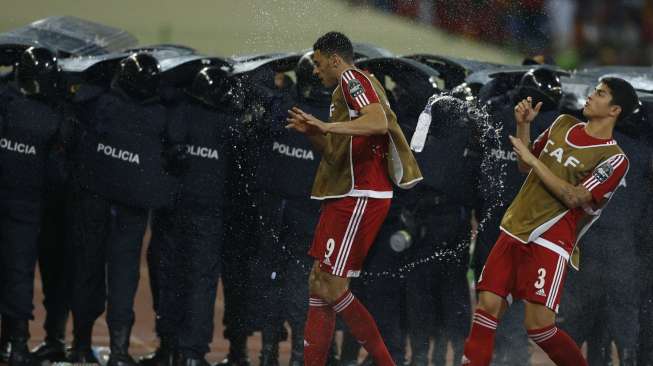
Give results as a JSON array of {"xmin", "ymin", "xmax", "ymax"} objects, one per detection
[{"xmin": 346, "ymin": 0, "xmax": 653, "ymax": 68}]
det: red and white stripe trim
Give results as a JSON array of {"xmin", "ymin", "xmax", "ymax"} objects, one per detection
[
  {"xmin": 546, "ymin": 255, "xmax": 566, "ymax": 309},
  {"xmin": 332, "ymin": 197, "xmax": 368, "ymax": 277},
  {"xmin": 529, "ymin": 326, "xmax": 558, "ymax": 343},
  {"xmin": 309, "ymin": 297, "xmax": 329, "ymax": 307},
  {"xmin": 333, "ymin": 292, "xmax": 355, "ymax": 313},
  {"xmin": 473, "ymin": 312, "xmax": 498, "ymax": 330},
  {"xmin": 342, "ymin": 70, "xmax": 372, "ymax": 109},
  {"xmin": 582, "ymin": 154, "xmax": 626, "ymax": 192}
]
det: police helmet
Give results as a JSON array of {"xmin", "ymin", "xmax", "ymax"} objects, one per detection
[
  {"xmin": 15, "ymin": 47, "xmax": 60, "ymax": 97},
  {"xmin": 296, "ymin": 52, "xmax": 331, "ymax": 104},
  {"xmin": 451, "ymin": 82, "xmax": 476, "ymax": 102},
  {"xmin": 515, "ymin": 68, "xmax": 562, "ymax": 112},
  {"xmin": 189, "ymin": 66, "xmax": 233, "ymax": 108},
  {"xmin": 615, "ymin": 99, "xmax": 646, "ymax": 139},
  {"xmin": 114, "ymin": 52, "xmax": 161, "ymax": 99}
]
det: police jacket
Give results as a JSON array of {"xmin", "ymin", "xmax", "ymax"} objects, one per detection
[
  {"xmin": 0, "ymin": 85, "xmax": 66, "ymax": 201},
  {"xmin": 75, "ymin": 88, "xmax": 182, "ymax": 209},
  {"xmin": 171, "ymin": 96, "xmax": 237, "ymax": 211},
  {"xmin": 414, "ymin": 97, "xmax": 480, "ymax": 209},
  {"xmin": 581, "ymin": 130, "xmax": 653, "ymax": 261},
  {"xmin": 256, "ymin": 99, "xmax": 326, "ymax": 202}
]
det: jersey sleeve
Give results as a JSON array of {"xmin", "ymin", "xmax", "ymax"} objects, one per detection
[
  {"xmin": 340, "ymin": 69, "xmax": 380, "ymax": 112},
  {"xmin": 530, "ymin": 127, "xmax": 550, "ymax": 156},
  {"xmin": 580, "ymin": 154, "xmax": 629, "ymax": 204}
]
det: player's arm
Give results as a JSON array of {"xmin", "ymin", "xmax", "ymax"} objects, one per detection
[
  {"xmin": 322, "ymin": 103, "xmax": 387, "ymax": 136},
  {"xmin": 286, "ymin": 104, "xmax": 387, "ymax": 138},
  {"xmin": 287, "ymin": 74, "xmax": 387, "ymax": 138},
  {"xmin": 286, "ymin": 104, "xmax": 387, "ymax": 154},
  {"xmin": 579, "ymin": 154, "xmax": 629, "ymax": 209},
  {"xmin": 514, "ymin": 121, "xmax": 532, "ymax": 173},
  {"xmin": 509, "ymin": 135, "xmax": 592, "ymax": 208},
  {"xmin": 514, "ymin": 97, "xmax": 543, "ymax": 173}
]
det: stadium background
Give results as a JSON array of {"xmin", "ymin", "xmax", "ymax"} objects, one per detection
[{"xmin": 0, "ymin": 0, "xmax": 632, "ymax": 364}]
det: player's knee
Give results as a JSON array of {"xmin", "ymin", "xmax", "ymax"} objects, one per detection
[
  {"xmin": 476, "ymin": 291, "xmax": 505, "ymax": 318},
  {"xmin": 319, "ymin": 277, "xmax": 348, "ymax": 304},
  {"xmin": 524, "ymin": 316, "xmax": 555, "ymax": 330},
  {"xmin": 523, "ymin": 301, "xmax": 556, "ymax": 330},
  {"xmin": 308, "ymin": 271, "xmax": 322, "ymax": 296}
]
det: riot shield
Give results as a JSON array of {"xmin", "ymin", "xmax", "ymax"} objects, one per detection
[
  {"xmin": 61, "ymin": 44, "xmax": 230, "ymax": 89},
  {"xmin": 357, "ymin": 56, "xmax": 440, "ymax": 130},
  {"xmin": 0, "ymin": 16, "xmax": 138, "ymax": 65}
]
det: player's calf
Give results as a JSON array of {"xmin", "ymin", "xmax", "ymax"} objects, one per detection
[{"xmin": 524, "ymin": 301, "xmax": 587, "ymax": 366}]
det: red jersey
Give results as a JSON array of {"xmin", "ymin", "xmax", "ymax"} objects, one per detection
[
  {"xmin": 530, "ymin": 122, "xmax": 629, "ymax": 256},
  {"xmin": 338, "ymin": 69, "xmax": 392, "ymax": 198}
]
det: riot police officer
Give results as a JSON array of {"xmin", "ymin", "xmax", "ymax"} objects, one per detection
[
  {"xmin": 30, "ymin": 60, "xmax": 74, "ymax": 362},
  {"xmin": 638, "ymin": 177, "xmax": 653, "ymax": 364},
  {"xmin": 253, "ymin": 52, "xmax": 327, "ymax": 366},
  {"xmin": 0, "ymin": 65, "xmax": 12, "ymax": 364},
  {"xmin": 218, "ymin": 63, "xmax": 290, "ymax": 366},
  {"xmin": 561, "ymin": 104, "xmax": 653, "ymax": 366},
  {"xmin": 473, "ymin": 67, "xmax": 561, "ymax": 365},
  {"xmin": 67, "ymin": 52, "xmax": 182, "ymax": 366},
  {"xmin": 0, "ymin": 47, "xmax": 69, "ymax": 366},
  {"xmin": 30, "ymin": 120, "xmax": 71, "ymax": 363},
  {"xmin": 401, "ymin": 94, "xmax": 479, "ymax": 366},
  {"xmin": 144, "ymin": 66, "xmax": 238, "ymax": 366}
]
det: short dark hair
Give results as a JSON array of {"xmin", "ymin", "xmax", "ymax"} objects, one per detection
[
  {"xmin": 600, "ymin": 77, "xmax": 639, "ymax": 122},
  {"xmin": 313, "ymin": 32, "xmax": 354, "ymax": 63}
]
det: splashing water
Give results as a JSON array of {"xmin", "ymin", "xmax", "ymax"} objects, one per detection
[
  {"xmin": 267, "ymin": 92, "xmax": 508, "ymax": 279},
  {"xmin": 361, "ymin": 93, "xmax": 508, "ymax": 279}
]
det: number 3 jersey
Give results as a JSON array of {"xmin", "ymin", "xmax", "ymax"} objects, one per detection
[
  {"xmin": 500, "ymin": 114, "xmax": 629, "ymax": 269},
  {"xmin": 310, "ymin": 68, "xmax": 422, "ymax": 200}
]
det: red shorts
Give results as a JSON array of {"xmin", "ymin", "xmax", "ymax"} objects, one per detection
[
  {"xmin": 476, "ymin": 231, "xmax": 570, "ymax": 313},
  {"xmin": 308, "ymin": 196, "xmax": 390, "ymax": 278}
]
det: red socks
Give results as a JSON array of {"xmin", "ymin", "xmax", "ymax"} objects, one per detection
[
  {"xmin": 333, "ymin": 290, "xmax": 394, "ymax": 366},
  {"xmin": 304, "ymin": 291, "xmax": 394, "ymax": 366},
  {"xmin": 528, "ymin": 325, "xmax": 588, "ymax": 366},
  {"xmin": 460, "ymin": 309, "xmax": 498, "ymax": 365},
  {"xmin": 460, "ymin": 310, "xmax": 588, "ymax": 366},
  {"xmin": 303, "ymin": 297, "xmax": 335, "ymax": 366}
]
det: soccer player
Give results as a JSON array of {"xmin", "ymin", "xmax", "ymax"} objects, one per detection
[
  {"xmin": 461, "ymin": 77, "xmax": 639, "ymax": 366},
  {"xmin": 286, "ymin": 32, "xmax": 422, "ymax": 366}
]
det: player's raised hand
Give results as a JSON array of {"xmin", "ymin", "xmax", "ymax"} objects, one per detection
[
  {"xmin": 286, "ymin": 107, "xmax": 322, "ymax": 135},
  {"xmin": 514, "ymin": 96, "xmax": 543, "ymax": 125}
]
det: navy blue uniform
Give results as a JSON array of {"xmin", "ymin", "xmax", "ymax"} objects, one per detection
[
  {"xmin": 473, "ymin": 94, "xmax": 554, "ymax": 365},
  {"xmin": 253, "ymin": 98, "xmax": 324, "ymax": 363},
  {"xmin": 0, "ymin": 85, "xmax": 66, "ymax": 341},
  {"xmin": 69, "ymin": 88, "xmax": 180, "ymax": 352},
  {"xmin": 149, "ymin": 96, "xmax": 235, "ymax": 359},
  {"xmin": 36, "ymin": 167, "xmax": 71, "ymax": 346},
  {"xmin": 405, "ymin": 96, "xmax": 480, "ymax": 365},
  {"xmin": 638, "ymin": 177, "xmax": 653, "ymax": 365},
  {"xmin": 561, "ymin": 129, "xmax": 653, "ymax": 366},
  {"xmin": 219, "ymin": 84, "xmax": 291, "ymax": 363}
]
